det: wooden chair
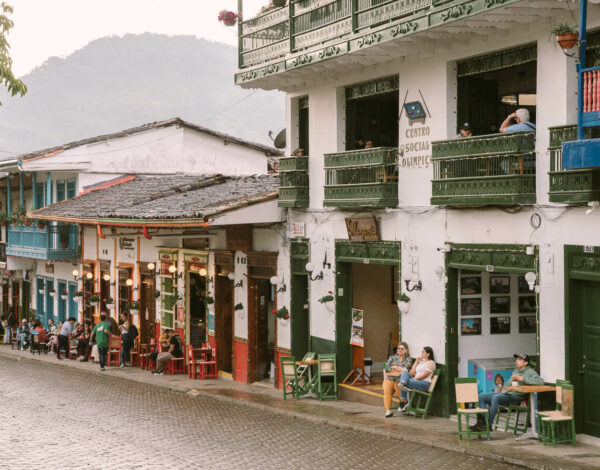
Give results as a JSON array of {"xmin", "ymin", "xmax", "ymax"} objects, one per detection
[
  {"xmin": 280, "ymin": 356, "xmax": 302, "ymax": 400},
  {"xmin": 198, "ymin": 347, "xmax": 217, "ymax": 379},
  {"xmin": 107, "ymin": 334, "xmax": 122, "ymax": 367},
  {"xmin": 166, "ymin": 340, "xmax": 186, "ymax": 375},
  {"xmin": 537, "ymin": 381, "xmax": 576, "ymax": 446},
  {"xmin": 455, "ymin": 377, "xmax": 490, "ymax": 440},
  {"xmin": 139, "ymin": 343, "xmax": 156, "ymax": 370},
  {"xmin": 187, "ymin": 345, "xmax": 199, "ymax": 379},
  {"xmin": 317, "ymin": 354, "xmax": 337, "ymax": 400},
  {"xmin": 30, "ymin": 333, "xmax": 48, "ymax": 355},
  {"xmin": 405, "ymin": 369, "xmax": 440, "ymax": 419}
]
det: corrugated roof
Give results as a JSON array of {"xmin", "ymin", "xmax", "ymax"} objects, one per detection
[
  {"xmin": 14, "ymin": 117, "xmax": 282, "ymax": 163},
  {"xmin": 32, "ymin": 174, "xmax": 279, "ymax": 223}
]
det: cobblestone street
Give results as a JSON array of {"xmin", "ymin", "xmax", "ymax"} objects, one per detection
[{"xmin": 0, "ymin": 356, "xmax": 516, "ymax": 470}]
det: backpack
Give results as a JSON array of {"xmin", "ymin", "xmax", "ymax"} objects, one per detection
[{"xmin": 129, "ymin": 323, "xmax": 139, "ymax": 339}]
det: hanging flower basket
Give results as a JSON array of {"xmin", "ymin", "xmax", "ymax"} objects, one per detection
[
  {"xmin": 130, "ymin": 308, "xmax": 139, "ymax": 315},
  {"xmin": 49, "ymin": 290, "xmax": 57, "ymax": 298},
  {"xmin": 60, "ymin": 294, "xmax": 68, "ymax": 301},
  {"xmin": 218, "ymin": 9, "xmax": 239, "ymax": 27},
  {"xmin": 90, "ymin": 301, "xmax": 99, "ymax": 307},
  {"xmin": 38, "ymin": 288, "xmax": 46, "ymax": 295},
  {"xmin": 37, "ymin": 221, "xmax": 46, "ymax": 230},
  {"xmin": 397, "ymin": 293, "xmax": 411, "ymax": 314},
  {"xmin": 23, "ymin": 218, "xmax": 32, "ymax": 227},
  {"xmin": 556, "ymin": 33, "xmax": 578, "ymax": 50}
]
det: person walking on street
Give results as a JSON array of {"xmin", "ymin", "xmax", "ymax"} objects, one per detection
[
  {"xmin": 56, "ymin": 317, "xmax": 76, "ymax": 359},
  {"xmin": 90, "ymin": 313, "xmax": 111, "ymax": 371}
]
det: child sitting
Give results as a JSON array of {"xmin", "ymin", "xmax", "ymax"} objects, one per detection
[{"xmin": 493, "ymin": 373, "xmax": 505, "ymax": 393}]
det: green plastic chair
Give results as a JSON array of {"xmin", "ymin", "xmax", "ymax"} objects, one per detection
[
  {"xmin": 316, "ymin": 353, "xmax": 337, "ymax": 400},
  {"xmin": 537, "ymin": 380, "xmax": 576, "ymax": 446},
  {"xmin": 405, "ymin": 368, "xmax": 440, "ymax": 419},
  {"xmin": 497, "ymin": 399, "xmax": 530, "ymax": 434},
  {"xmin": 280, "ymin": 356, "xmax": 303, "ymax": 400},
  {"xmin": 455, "ymin": 377, "xmax": 490, "ymax": 441}
]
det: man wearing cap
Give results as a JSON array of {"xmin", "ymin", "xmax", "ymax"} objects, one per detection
[
  {"xmin": 455, "ymin": 123, "xmax": 473, "ymax": 138},
  {"xmin": 470, "ymin": 353, "xmax": 543, "ymax": 432},
  {"xmin": 16, "ymin": 319, "xmax": 30, "ymax": 350}
]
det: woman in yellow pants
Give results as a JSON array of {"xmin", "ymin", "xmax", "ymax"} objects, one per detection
[{"xmin": 382, "ymin": 342, "xmax": 413, "ymax": 417}]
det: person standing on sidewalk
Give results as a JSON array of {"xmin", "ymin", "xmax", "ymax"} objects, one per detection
[
  {"xmin": 56, "ymin": 317, "xmax": 75, "ymax": 359},
  {"xmin": 90, "ymin": 314, "xmax": 110, "ymax": 371},
  {"xmin": 1, "ymin": 313, "xmax": 13, "ymax": 344}
]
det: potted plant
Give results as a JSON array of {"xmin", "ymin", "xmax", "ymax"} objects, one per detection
[
  {"xmin": 318, "ymin": 291, "xmax": 335, "ymax": 312},
  {"xmin": 48, "ymin": 288, "xmax": 57, "ymax": 298},
  {"xmin": 88, "ymin": 293, "xmax": 101, "ymax": 306},
  {"xmin": 234, "ymin": 303, "xmax": 244, "ymax": 311},
  {"xmin": 38, "ymin": 286, "xmax": 46, "ymax": 295},
  {"xmin": 60, "ymin": 289, "xmax": 68, "ymax": 301},
  {"xmin": 397, "ymin": 292, "xmax": 411, "ymax": 314},
  {"xmin": 154, "ymin": 289, "xmax": 161, "ymax": 299},
  {"xmin": 73, "ymin": 290, "xmax": 84, "ymax": 302},
  {"xmin": 273, "ymin": 0, "xmax": 286, "ymax": 7},
  {"xmin": 128, "ymin": 300, "xmax": 140, "ymax": 315},
  {"xmin": 551, "ymin": 23, "xmax": 578, "ymax": 50},
  {"xmin": 105, "ymin": 297, "xmax": 115, "ymax": 309},
  {"xmin": 0, "ymin": 213, "xmax": 7, "ymax": 226},
  {"xmin": 218, "ymin": 9, "xmax": 239, "ymax": 26},
  {"xmin": 23, "ymin": 217, "xmax": 32, "ymax": 227},
  {"xmin": 204, "ymin": 293, "xmax": 215, "ymax": 305},
  {"xmin": 273, "ymin": 306, "xmax": 290, "ymax": 320},
  {"xmin": 37, "ymin": 220, "xmax": 46, "ymax": 230}
]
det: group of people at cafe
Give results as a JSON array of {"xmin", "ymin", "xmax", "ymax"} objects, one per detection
[{"xmin": 382, "ymin": 345, "xmax": 543, "ymax": 432}]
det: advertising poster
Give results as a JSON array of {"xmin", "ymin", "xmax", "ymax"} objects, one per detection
[{"xmin": 350, "ymin": 308, "xmax": 364, "ymax": 347}]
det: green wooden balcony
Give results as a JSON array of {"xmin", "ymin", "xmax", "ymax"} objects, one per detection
[
  {"xmin": 548, "ymin": 125, "xmax": 600, "ymax": 203},
  {"xmin": 236, "ymin": 0, "xmax": 523, "ymax": 86},
  {"xmin": 7, "ymin": 223, "xmax": 79, "ymax": 261},
  {"xmin": 278, "ymin": 156, "xmax": 309, "ymax": 207},
  {"xmin": 324, "ymin": 147, "xmax": 398, "ymax": 208},
  {"xmin": 431, "ymin": 132, "xmax": 536, "ymax": 206}
]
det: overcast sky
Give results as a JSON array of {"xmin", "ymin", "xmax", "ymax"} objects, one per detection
[{"xmin": 9, "ymin": 0, "xmax": 267, "ymax": 76}]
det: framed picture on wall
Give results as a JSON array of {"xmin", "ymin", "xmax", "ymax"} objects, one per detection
[
  {"xmin": 518, "ymin": 276, "xmax": 531, "ymax": 294},
  {"xmin": 490, "ymin": 316, "xmax": 511, "ymax": 334},
  {"xmin": 490, "ymin": 296, "xmax": 511, "ymax": 314},
  {"xmin": 461, "ymin": 277, "xmax": 481, "ymax": 295},
  {"xmin": 518, "ymin": 295, "xmax": 536, "ymax": 313},
  {"xmin": 461, "ymin": 318, "xmax": 482, "ymax": 335},
  {"xmin": 519, "ymin": 315, "xmax": 537, "ymax": 333},
  {"xmin": 461, "ymin": 297, "xmax": 481, "ymax": 316},
  {"xmin": 490, "ymin": 276, "xmax": 510, "ymax": 294}
]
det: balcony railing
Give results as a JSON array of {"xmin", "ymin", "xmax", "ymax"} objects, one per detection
[
  {"xmin": 239, "ymin": 0, "xmax": 502, "ymax": 79},
  {"xmin": 324, "ymin": 147, "xmax": 398, "ymax": 207},
  {"xmin": 549, "ymin": 125, "xmax": 600, "ymax": 203},
  {"xmin": 431, "ymin": 132, "xmax": 536, "ymax": 206},
  {"xmin": 7, "ymin": 223, "xmax": 79, "ymax": 261},
  {"xmin": 278, "ymin": 155, "xmax": 309, "ymax": 207}
]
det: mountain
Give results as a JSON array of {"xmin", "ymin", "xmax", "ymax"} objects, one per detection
[{"xmin": 0, "ymin": 34, "xmax": 285, "ymax": 156}]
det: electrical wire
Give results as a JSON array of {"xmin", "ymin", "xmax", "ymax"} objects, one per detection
[{"xmin": 199, "ymin": 90, "xmax": 259, "ymax": 124}]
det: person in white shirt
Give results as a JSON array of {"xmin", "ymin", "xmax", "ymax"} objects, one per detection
[
  {"xmin": 56, "ymin": 317, "xmax": 76, "ymax": 360},
  {"xmin": 397, "ymin": 346, "xmax": 436, "ymax": 412}
]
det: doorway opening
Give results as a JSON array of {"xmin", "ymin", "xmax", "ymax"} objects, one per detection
[
  {"xmin": 290, "ymin": 274, "xmax": 309, "ymax": 359},
  {"xmin": 249, "ymin": 278, "xmax": 276, "ymax": 384},
  {"xmin": 345, "ymin": 76, "xmax": 399, "ymax": 150},
  {"xmin": 139, "ymin": 269, "xmax": 157, "ymax": 344},
  {"xmin": 457, "ymin": 44, "xmax": 537, "ymax": 136},
  {"xmin": 188, "ymin": 271, "xmax": 207, "ymax": 348},
  {"xmin": 215, "ymin": 271, "xmax": 233, "ymax": 373}
]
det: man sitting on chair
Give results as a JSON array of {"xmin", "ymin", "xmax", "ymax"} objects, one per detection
[
  {"xmin": 470, "ymin": 353, "xmax": 543, "ymax": 432},
  {"xmin": 152, "ymin": 329, "xmax": 182, "ymax": 375}
]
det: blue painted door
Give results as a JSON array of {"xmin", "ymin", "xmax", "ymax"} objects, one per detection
[
  {"xmin": 68, "ymin": 283, "xmax": 78, "ymax": 322},
  {"xmin": 57, "ymin": 280, "xmax": 67, "ymax": 323},
  {"xmin": 45, "ymin": 278, "xmax": 54, "ymax": 323},
  {"xmin": 36, "ymin": 278, "xmax": 45, "ymax": 323}
]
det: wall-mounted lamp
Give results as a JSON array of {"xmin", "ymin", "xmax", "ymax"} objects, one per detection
[
  {"xmin": 270, "ymin": 275, "xmax": 286, "ymax": 293},
  {"xmin": 199, "ymin": 267, "xmax": 208, "ymax": 277},
  {"xmin": 227, "ymin": 272, "xmax": 236, "ymax": 281},
  {"xmin": 234, "ymin": 278, "xmax": 244, "ymax": 288},
  {"xmin": 102, "ymin": 274, "xmax": 110, "ymax": 282},
  {"xmin": 434, "ymin": 266, "xmax": 447, "ymax": 283},
  {"xmin": 305, "ymin": 262, "xmax": 323, "ymax": 282},
  {"xmin": 207, "ymin": 276, "xmax": 214, "ymax": 284},
  {"xmin": 524, "ymin": 271, "xmax": 540, "ymax": 293},
  {"xmin": 168, "ymin": 264, "xmax": 177, "ymax": 274},
  {"xmin": 322, "ymin": 252, "xmax": 331, "ymax": 270},
  {"xmin": 404, "ymin": 279, "xmax": 422, "ymax": 292},
  {"xmin": 147, "ymin": 262, "xmax": 155, "ymax": 271},
  {"xmin": 125, "ymin": 279, "xmax": 133, "ymax": 287}
]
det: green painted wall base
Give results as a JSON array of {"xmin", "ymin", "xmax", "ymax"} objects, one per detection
[{"xmin": 310, "ymin": 336, "xmax": 336, "ymax": 355}]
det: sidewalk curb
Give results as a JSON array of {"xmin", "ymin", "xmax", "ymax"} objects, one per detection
[{"xmin": 0, "ymin": 351, "xmax": 562, "ymax": 470}]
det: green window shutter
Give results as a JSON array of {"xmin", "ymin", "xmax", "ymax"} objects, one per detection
[
  {"xmin": 35, "ymin": 183, "xmax": 45, "ymax": 209},
  {"xmin": 66, "ymin": 178, "xmax": 76, "ymax": 199},
  {"xmin": 56, "ymin": 180, "xmax": 66, "ymax": 202}
]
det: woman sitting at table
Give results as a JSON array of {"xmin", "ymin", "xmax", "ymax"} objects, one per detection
[
  {"xmin": 76, "ymin": 321, "xmax": 93, "ymax": 361},
  {"xmin": 47, "ymin": 321, "xmax": 62, "ymax": 353},
  {"xmin": 382, "ymin": 342, "xmax": 413, "ymax": 417},
  {"xmin": 397, "ymin": 346, "xmax": 436, "ymax": 413}
]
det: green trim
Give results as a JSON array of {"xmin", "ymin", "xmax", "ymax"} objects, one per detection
[
  {"xmin": 290, "ymin": 239, "xmax": 309, "ymax": 275},
  {"xmin": 335, "ymin": 240, "xmax": 400, "ymax": 265},
  {"xmin": 456, "ymin": 43, "xmax": 536, "ymax": 78},
  {"xmin": 345, "ymin": 75, "xmax": 398, "ymax": 100},
  {"xmin": 310, "ymin": 335, "xmax": 336, "ymax": 355},
  {"xmin": 447, "ymin": 243, "xmax": 537, "ymax": 274}
]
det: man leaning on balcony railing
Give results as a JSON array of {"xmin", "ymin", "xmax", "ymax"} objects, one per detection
[{"xmin": 500, "ymin": 108, "xmax": 536, "ymax": 133}]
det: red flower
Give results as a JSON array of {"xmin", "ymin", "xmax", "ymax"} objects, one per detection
[
  {"xmin": 328, "ymin": 291, "xmax": 333, "ymax": 294},
  {"xmin": 283, "ymin": 314, "xmax": 289, "ymax": 319},
  {"xmin": 271, "ymin": 309, "xmax": 277, "ymax": 315}
]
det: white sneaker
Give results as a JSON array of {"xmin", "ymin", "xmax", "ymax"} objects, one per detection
[
  {"xmin": 385, "ymin": 410, "xmax": 393, "ymax": 418},
  {"xmin": 397, "ymin": 382, "xmax": 409, "ymax": 392}
]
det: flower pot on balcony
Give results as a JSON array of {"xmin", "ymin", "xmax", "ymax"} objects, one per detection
[
  {"xmin": 23, "ymin": 218, "xmax": 32, "ymax": 227},
  {"xmin": 37, "ymin": 222, "xmax": 46, "ymax": 230},
  {"xmin": 556, "ymin": 33, "xmax": 578, "ymax": 50},
  {"xmin": 273, "ymin": 0, "xmax": 287, "ymax": 7}
]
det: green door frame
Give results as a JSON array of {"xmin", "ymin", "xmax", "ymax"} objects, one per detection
[
  {"xmin": 290, "ymin": 239, "xmax": 310, "ymax": 358},
  {"xmin": 445, "ymin": 243, "xmax": 539, "ymax": 417},
  {"xmin": 334, "ymin": 240, "xmax": 401, "ymax": 381},
  {"xmin": 564, "ymin": 244, "xmax": 600, "ymax": 435}
]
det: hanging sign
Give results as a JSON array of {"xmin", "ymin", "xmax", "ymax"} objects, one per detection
[
  {"xmin": 350, "ymin": 308, "xmax": 364, "ymax": 347},
  {"xmin": 291, "ymin": 222, "xmax": 305, "ymax": 237},
  {"xmin": 177, "ymin": 306, "xmax": 185, "ymax": 323},
  {"xmin": 208, "ymin": 311, "xmax": 215, "ymax": 334},
  {"xmin": 345, "ymin": 216, "xmax": 379, "ymax": 242}
]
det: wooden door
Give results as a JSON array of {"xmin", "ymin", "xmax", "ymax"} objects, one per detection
[
  {"xmin": 215, "ymin": 274, "xmax": 233, "ymax": 372},
  {"xmin": 22, "ymin": 280, "xmax": 30, "ymax": 321},
  {"xmin": 140, "ymin": 273, "xmax": 156, "ymax": 344},
  {"xmin": 335, "ymin": 263, "xmax": 352, "ymax": 378},
  {"xmin": 11, "ymin": 280, "xmax": 20, "ymax": 323},
  {"xmin": 572, "ymin": 280, "xmax": 600, "ymax": 437},
  {"xmin": 247, "ymin": 278, "xmax": 270, "ymax": 383},
  {"xmin": 290, "ymin": 274, "xmax": 309, "ymax": 359},
  {"xmin": 446, "ymin": 268, "xmax": 460, "ymax": 409},
  {"xmin": 57, "ymin": 280, "xmax": 67, "ymax": 323}
]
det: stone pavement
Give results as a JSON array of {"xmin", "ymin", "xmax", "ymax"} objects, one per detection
[{"xmin": 1, "ymin": 346, "xmax": 598, "ymax": 469}]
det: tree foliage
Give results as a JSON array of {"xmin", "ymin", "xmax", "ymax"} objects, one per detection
[{"xmin": 0, "ymin": 2, "xmax": 26, "ymax": 105}]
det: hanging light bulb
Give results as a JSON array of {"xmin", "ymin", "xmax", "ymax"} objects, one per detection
[
  {"xmin": 126, "ymin": 279, "xmax": 133, "ymax": 286},
  {"xmin": 199, "ymin": 267, "xmax": 207, "ymax": 276},
  {"xmin": 102, "ymin": 274, "xmax": 110, "ymax": 282},
  {"xmin": 86, "ymin": 272, "xmax": 93, "ymax": 280},
  {"xmin": 168, "ymin": 264, "xmax": 177, "ymax": 274}
]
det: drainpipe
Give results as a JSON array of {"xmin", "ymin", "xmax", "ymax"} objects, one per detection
[
  {"xmin": 97, "ymin": 225, "xmax": 106, "ymax": 239},
  {"xmin": 142, "ymin": 226, "xmax": 152, "ymax": 240}
]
